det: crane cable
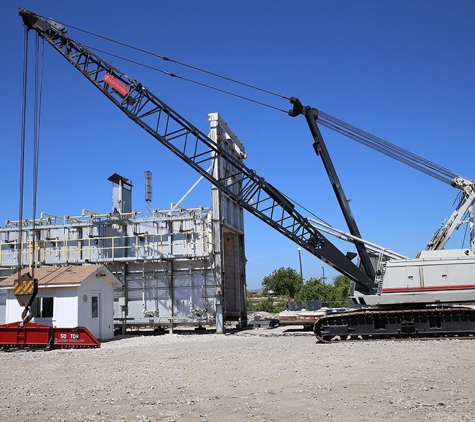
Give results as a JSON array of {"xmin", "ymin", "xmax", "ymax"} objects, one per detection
[
  {"xmin": 31, "ymin": 34, "xmax": 45, "ymax": 278},
  {"xmin": 23, "ymin": 13, "xmax": 473, "ymax": 252},
  {"xmin": 49, "ymin": 15, "xmax": 463, "ymax": 184},
  {"xmin": 317, "ymin": 111, "xmax": 459, "ymax": 184},
  {"xmin": 18, "ymin": 29, "xmax": 43, "ymax": 280},
  {"xmin": 54, "ymin": 20, "xmax": 290, "ymax": 102},
  {"xmin": 40, "ymin": 15, "xmax": 290, "ymax": 113},
  {"xmin": 18, "ymin": 26, "xmax": 29, "ymax": 277},
  {"xmin": 84, "ymin": 45, "xmax": 289, "ymax": 114},
  {"xmin": 60, "ymin": 20, "xmax": 469, "ymax": 234},
  {"xmin": 78, "ymin": 35, "xmax": 461, "ymax": 184},
  {"xmin": 33, "ymin": 14, "xmax": 468, "ymax": 212}
]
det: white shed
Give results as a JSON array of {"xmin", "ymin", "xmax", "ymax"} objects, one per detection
[{"xmin": 0, "ymin": 265, "xmax": 121, "ymax": 341}]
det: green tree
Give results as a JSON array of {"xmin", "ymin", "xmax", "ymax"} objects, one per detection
[
  {"xmin": 295, "ymin": 277, "xmax": 331, "ymax": 302},
  {"xmin": 262, "ymin": 267, "xmax": 302, "ymax": 298},
  {"xmin": 329, "ymin": 275, "xmax": 352, "ymax": 306},
  {"xmin": 293, "ymin": 275, "xmax": 352, "ymax": 306},
  {"xmin": 257, "ymin": 297, "xmax": 287, "ymax": 313},
  {"xmin": 246, "ymin": 291, "xmax": 259, "ymax": 312},
  {"xmin": 246, "ymin": 292, "xmax": 287, "ymax": 313}
]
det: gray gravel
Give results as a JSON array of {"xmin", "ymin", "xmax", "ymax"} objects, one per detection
[{"xmin": 1, "ymin": 327, "xmax": 474, "ymax": 421}]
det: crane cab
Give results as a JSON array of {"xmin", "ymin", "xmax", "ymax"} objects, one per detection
[{"xmin": 364, "ymin": 249, "xmax": 475, "ymax": 306}]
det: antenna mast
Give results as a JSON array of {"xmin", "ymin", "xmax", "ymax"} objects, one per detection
[{"xmin": 144, "ymin": 170, "xmax": 153, "ymax": 216}]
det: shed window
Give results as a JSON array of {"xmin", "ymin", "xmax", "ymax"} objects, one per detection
[
  {"xmin": 31, "ymin": 297, "xmax": 54, "ymax": 318},
  {"xmin": 92, "ymin": 296, "xmax": 98, "ymax": 318}
]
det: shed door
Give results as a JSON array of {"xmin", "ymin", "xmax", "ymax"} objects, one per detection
[{"xmin": 90, "ymin": 292, "xmax": 101, "ymax": 340}]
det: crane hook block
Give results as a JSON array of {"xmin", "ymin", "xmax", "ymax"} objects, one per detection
[{"xmin": 13, "ymin": 273, "xmax": 38, "ymax": 308}]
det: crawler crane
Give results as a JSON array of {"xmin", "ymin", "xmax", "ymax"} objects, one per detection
[{"xmin": 17, "ymin": 8, "xmax": 475, "ymax": 341}]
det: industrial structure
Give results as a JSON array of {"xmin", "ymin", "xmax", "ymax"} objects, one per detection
[{"xmin": 0, "ymin": 113, "xmax": 247, "ymax": 332}]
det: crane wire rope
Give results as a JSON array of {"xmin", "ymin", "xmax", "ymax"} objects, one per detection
[
  {"xmin": 52, "ymin": 19, "xmax": 290, "ymax": 102},
  {"xmin": 80, "ymin": 40, "xmax": 462, "ymax": 184},
  {"xmin": 82, "ymin": 43, "xmax": 334, "ymax": 225},
  {"xmin": 18, "ymin": 26, "xmax": 29, "ymax": 277},
  {"xmin": 84, "ymin": 45, "xmax": 289, "ymax": 114},
  {"xmin": 54, "ymin": 19, "xmax": 468, "ymax": 236},
  {"xmin": 18, "ymin": 29, "xmax": 43, "ymax": 283},
  {"xmin": 43, "ymin": 13, "xmax": 464, "ymax": 185},
  {"xmin": 82, "ymin": 44, "xmax": 337, "ymax": 229},
  {"xmin": 83, "ymin": 39, "xmax": 467, "ymax": 229},
  {"xmin": 31, "ymin": 34, "xmax": 45, "ymax": 280},
  {"xmin": 81, "ymin": 39, "xmax": 473, "ymax": 244},
  {"xmin": 317, "ymin": 111, "xmax": 459, "ymax": 184},
  {"xmin": 31, "ymin": 14, "xmax": 471, "ymax": 246},
  {"xmin": 34, "ymin": 12, "xmax": 465, "ymax": 187}
]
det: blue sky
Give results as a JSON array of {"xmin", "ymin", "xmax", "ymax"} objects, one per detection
[{"xmin": 1, "ymin": 1, "xmax": 474, "ymax": 289}]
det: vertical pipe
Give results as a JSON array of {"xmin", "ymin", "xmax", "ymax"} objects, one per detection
[
  {"xmin": 297, "ymin": 247, "xmax": 303, "ymax": 284},
  {"xmin": 142, "ymin": 263, "xmax": 146, "ymax": 316},
  {"xmin": 169, "ymin": 222, "xmax": 175, "ymax": 333},
  {"xmin": 121, "ymin": 263, "xmax": 127, "ymax": 335}
]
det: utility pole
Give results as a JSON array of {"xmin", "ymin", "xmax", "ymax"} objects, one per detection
[{"xmin": 297, "ymin": 248, "xmax": 304, "ymax": 284}]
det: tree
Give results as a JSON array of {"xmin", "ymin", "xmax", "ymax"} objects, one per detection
[
  {"xmin": 246, "ymin": 292, "xmax": 287, "ymax": 313},
  {"xmin": 295, "ymin": 277, "xmax": 331, "ymax": 302},
  {"xmin": 294, "ymin": 275, "xmax": 352, "ymax": 306},
  {"xmin": 259, "ymin": 267, "xmax": 353, "ymax": 309},
  {"xmin": 329, "ymin": 275, "xmax": 353, "ymax": 306},
  {"xmin": 262, "ymin": 267, "xmax": 302, "ymax": 298}
]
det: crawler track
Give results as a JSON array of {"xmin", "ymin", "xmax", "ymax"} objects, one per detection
[{"xmin": 314, "ymin": 307, "xmax": 475, "ymax": 342}]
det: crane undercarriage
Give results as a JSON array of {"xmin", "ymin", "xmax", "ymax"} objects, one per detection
[{"xmin": 314, "ymin": 306, "xmax": 475, "ymax": 342}]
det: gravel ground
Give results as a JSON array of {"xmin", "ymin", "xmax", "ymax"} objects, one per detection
[{"xmin": 1, "ymin": 326, "xmax": 474, "ymax": 422}]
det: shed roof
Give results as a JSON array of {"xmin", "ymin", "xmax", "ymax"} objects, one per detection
[{"xmin": 0, "ymin": 265, "xmax": 120, "ymax": 288}]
